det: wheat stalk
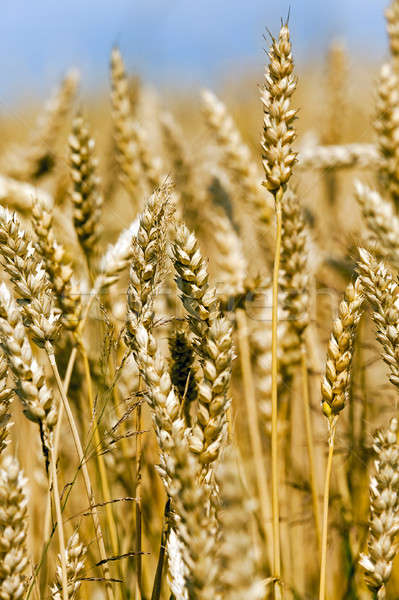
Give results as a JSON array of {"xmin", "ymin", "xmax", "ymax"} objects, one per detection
[{"xmin": 261, "ymin": 20, "xmax": 297, "ymax": 597}]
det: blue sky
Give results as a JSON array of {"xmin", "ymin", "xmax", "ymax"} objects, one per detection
[{"xmin": 0, "ymin": 1, "xmax": 389, "ymax": 102}]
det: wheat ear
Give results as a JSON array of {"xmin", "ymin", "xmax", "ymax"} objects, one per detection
[
  {"xmin": 0, "ymin": 206, "xmax": 60, "ymax": 347},
  {"xmin": 0, "ymin": 69, "xmax": 79, "ymax": 181},
  {"xmin": 202, "ymin": 89, "xmax": 272, "ymax": 223},
  {"xmin": 32, "ymin": 197, "xmax": 82, "ymax": 332},
  {"xmin": 360, "ymin": 418, "xmax": 399, "ymax": 600}
]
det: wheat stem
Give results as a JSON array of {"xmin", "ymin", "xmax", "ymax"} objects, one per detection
[
  {"xmin": 319, "ymin": 420, "xmax": 336, "ymax": 600},
  {"xmin": 271, "ymin": 190, "xmax": 282, "ymax": 599}
]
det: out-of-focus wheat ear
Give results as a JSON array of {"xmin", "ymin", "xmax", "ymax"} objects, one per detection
[
  {"xmin": 360, "ymin": 418, "xmax": 399, "ymax": 600},
  {"xmin": 211, "ymin": 209, "xmax": 246, "ymax": 299},
  {"xmin": 280, "ymin": 188, "xmax": 310, "ymax": 340},
  {"xmin": 0, "ymin": 456, "xmax": 29, "ymax": 600},
  {"xmin": 0, "ymin": 205, "xmax": 61, "ymax": 347},
  {"xmin": 375, "ymin": 62, "xmax": 399, "ymax": 209},
  {"xmin": 357, "ymin": 248, "xmax": 399, "ymax": 391},
  {"xmin": 130, "ymin": 121, "xmax": 164, "ymax": 191},
  {"xmin": 321, "ymin": 278, "xmax": 364, "ymax": 422},
  {"xmin": 0, "ymin": 69, "xmax": 79, "ymax": 182},
  {"xmin": 169, "ymin": 329, "xmax": 198, "ymax": 427},
  {"xmin": 386, "ymin": 0, "xmax": 399, "ymax": 64},
  {"xmin": 110, "ymin": 47, "xmax": 142, "ymax": 203},
  {"xmin": 160, "ymin": 111, "xmax": 209, "ymax": 229},
  {"xmin": 160, "ymin": 111, "xmax": 193, "ymax": 193},
  {"xmin": 32, "ymin": 197, "xmax": 82, "ymax": 333},
  {"xmin": 202, "ymin": 89, "xmax": 273, "ymax": 224},
  {"xmin": 95, "ymin": 217, "xmax": 140, "ymax": 295},
  {"xmin": 69, "ymin": 113, "xmax": 103, "ymax": 268},
  {"xmin": 218, "ymin": 446, "xmax": 265, "ymax": 600},
  {"xmin": 51, "ymin": 531, "xmax": 87, "ymax": 600},
  {"xmin": 355, "ymin": 181, "xmax": 399, "ymax": 265},
  {"xmin": 297, "ymin": 143, "xmax": 380, "ymax": 171},
  {"xmin": 0, "ymin": 175, "xmax": 53, "ymax": 214},
  {"xmin": 0, "ymin": 356, "xmax": 13, "ymax": 456},
  {"xmin": 279, "ymin": 188, "xmax": 321, "ymax": 550}
]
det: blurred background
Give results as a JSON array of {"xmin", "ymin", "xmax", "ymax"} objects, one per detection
[{"xmin": 0, "ymin": 0, "xmax": 389, "ymax": 104}]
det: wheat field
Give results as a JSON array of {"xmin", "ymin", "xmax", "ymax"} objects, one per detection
[{"xmin": 0, "ymin": 2, "xmax": 398, "ymax": 600}]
